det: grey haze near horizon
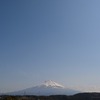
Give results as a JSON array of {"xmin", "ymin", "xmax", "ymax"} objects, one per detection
[{"xmin": 0, "ymin": 0, "xmax": 100, "ymax": 93}]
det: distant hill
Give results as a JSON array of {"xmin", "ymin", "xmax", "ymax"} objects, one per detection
[{"xmin": 4, "ymin": 80, "xmax": 79, "ymax": 96}]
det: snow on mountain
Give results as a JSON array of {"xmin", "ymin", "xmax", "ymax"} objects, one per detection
[
  {"xmin": 5, "ymin": 80, "xmax": 79, "ymax": 96},
  {"xmin": 40, "ymin": 80, "xmax": 65, "ymax": 88}
]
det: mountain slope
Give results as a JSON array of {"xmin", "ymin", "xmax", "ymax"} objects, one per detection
[{"xmin": 5, "ymin": 80, "xmax": 79, "ymax": 96}]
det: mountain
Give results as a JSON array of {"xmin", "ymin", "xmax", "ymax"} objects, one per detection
[{"xmin": 5, "ymin": 80, "xmax": 79, "ymax": 96}]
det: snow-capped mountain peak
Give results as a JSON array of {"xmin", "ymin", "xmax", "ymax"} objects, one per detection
[
  {"xmin": 41, "ymin": 80, "xmax": 65, "ymax": 88},
  {"xmin": 4, "ymin": 80, "xmax": 79, "ymax": 96}
]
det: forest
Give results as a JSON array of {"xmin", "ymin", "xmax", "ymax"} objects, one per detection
[{"xmin": 0, "ymin": 93, "xmax": 100, "ymax": 100}]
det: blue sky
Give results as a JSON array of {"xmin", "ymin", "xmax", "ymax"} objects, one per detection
[{"xmin": 1, "ymin": 0, "xmax": 100, "ymax": 92}]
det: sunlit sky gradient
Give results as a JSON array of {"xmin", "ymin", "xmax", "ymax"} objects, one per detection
[{"xmin": 1, "ymin": 0, "xmax": 100, "ymax": 93}]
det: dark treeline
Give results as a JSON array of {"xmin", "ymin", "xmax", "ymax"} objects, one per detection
[{"xmin": 0, "ymin": 93, "xmax": 100, "ymax": 100}]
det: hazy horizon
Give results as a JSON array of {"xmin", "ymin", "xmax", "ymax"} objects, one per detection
[{"xmin": 1, "ymin": 0, "xmax": 100, "ymax": 93}]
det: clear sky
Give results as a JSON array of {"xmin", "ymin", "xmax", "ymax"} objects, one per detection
[{"xmin": 1, "ymin": 0, "xmax": 100, "ymax": 93}]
